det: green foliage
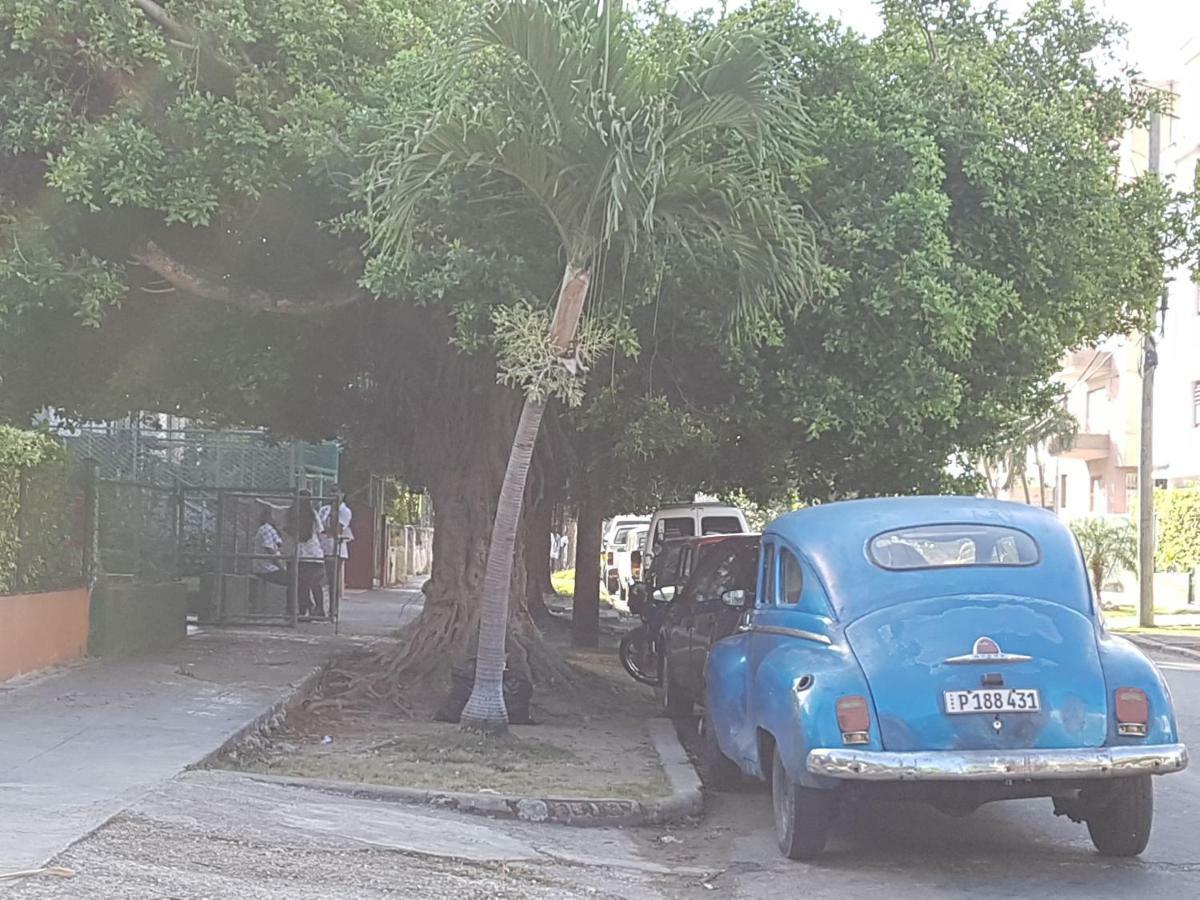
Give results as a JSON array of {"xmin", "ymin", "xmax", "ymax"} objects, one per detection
[
  {"xmin": 0, "ymin": 426, "xmax": 83, "ymax": 594},
  {"xmin": 1071, "ymin": 517, "xmax": 1137, "ymax": 597},
  {"xmin": 365, "ymin": 0, "xmax": 820, "ymax": 326},
  {"xmin": 492, "ymin": 303, "xmax": 614, "ymax": 405},
  {"xmin": 0, "ymin": 0, "xmax": 1195, "ymax": 543},
  {"xmin": 1156, "ymin": 489, "xmax": 1200, "ymax": 573}
]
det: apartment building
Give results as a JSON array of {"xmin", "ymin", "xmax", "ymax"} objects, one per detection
[{"xmin": 1034, "ymin": 39, "xmax": 1200, "ymax": 518}]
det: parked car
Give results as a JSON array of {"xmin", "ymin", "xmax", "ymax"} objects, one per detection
[
  {"xmin": 622, "ymin": 535, "xmax": 753, "ymax": 687},
  {"xmin": 601, "ymin": 515, "xmax": 650, "ymax": 596},
  {"xmin": 703, "ymin": 497, "xmax": 1188, "ymax": 860},
  {"xmin": 658, "ymin": 534, "xmax": 759, "ymax": 717},
  {"xmin": 606, "ymin": 523, "xmax": 649, "ymax": 601},
  {"xmin": 643, "ymin": 501, "xmax": 749, "ymax": 574}
]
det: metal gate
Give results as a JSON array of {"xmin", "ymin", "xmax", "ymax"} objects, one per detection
[
  {"xmin": 202, "ymin": 487, "xmax": 346, "ymax": 628},
  {"xmin": 93, "ymin": 476, "xmax": 345, "ymax": 629}
]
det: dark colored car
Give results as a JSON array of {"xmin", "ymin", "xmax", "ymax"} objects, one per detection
[{"xmin": 658, "ymin": 533, "xmax": 760, "ymax": 716}]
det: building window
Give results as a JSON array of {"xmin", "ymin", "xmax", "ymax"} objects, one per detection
[
  {"xmin": 1060, "ymin": 474, "xmax": 1068, "ymax": 509},
  {"xmin": 1089, "ymin": 476, "xmax": 1104, "ymax": 513},
  {"xmin": 1085, "ymin": 386, "xmax": 1108, "ymax": 432},
  {"xmin": 1193, "ymin": 382, "xmax": 1200, "ymax": 427}
]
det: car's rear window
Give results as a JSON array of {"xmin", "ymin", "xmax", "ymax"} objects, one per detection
[
  {"xmin": 659, "ymin": 517, "xmax": 695, "ymax": 540},
  {"xmin": 868, "ymin": 524, "xmax": 1039, "ymax": 570},
  {"xmin": 701, "ymin": 515, "xmax": 742, "ymax": 535}
]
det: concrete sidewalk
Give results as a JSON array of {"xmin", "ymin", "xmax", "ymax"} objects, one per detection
[{"xmin": 0, "ymin": 585, "xmax": 423, "ymax": 873}]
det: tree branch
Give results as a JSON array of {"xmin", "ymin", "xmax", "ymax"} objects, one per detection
[
  {"xmin": 131, "ymin": 0, "xmax": 199, "ymax": 44},
  {"xmin": 131, "ymin": 240, "xmax": 366, "ymax": 315}
]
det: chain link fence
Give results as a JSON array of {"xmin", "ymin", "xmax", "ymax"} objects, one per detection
[{"xmin": 59, "ymin": 423, "xmax": 339, "ymax": 492}]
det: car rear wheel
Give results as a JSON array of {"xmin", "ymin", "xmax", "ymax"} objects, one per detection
[
  {"xmin": 698, "ymin": 710, "xmax": 740, "ymax": 790},
  {"xmin": 1085, "ymin": 775, "xmax": 1153, "ymax": 857},
  {"xmin": 771, "ymin": 746, "xmax": 835, "ymax": 860},
  {"xmin": 660, "ymin": 656, "xmax": 693, "ymax": 718}
]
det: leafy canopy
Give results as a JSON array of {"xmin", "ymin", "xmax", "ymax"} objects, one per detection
[{"xmin": 364, "ymin": 0, "xmax": 819, "ymax": 331}]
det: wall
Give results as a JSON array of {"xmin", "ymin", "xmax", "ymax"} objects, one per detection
[
  {"xmin": 0, "ymin": 588, "xmax": 90, "ymax": 681},
  {"xmin": 87, "ymin": 577, "xmax": 187, "ymax": 659}
]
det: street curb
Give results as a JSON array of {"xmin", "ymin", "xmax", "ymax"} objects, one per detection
[
  {"xmin": 1123, "ymin": 633, "xmax": 1200, "ymax": 663},
  {"xmin": 209, "ymin": 716, "xmax": 703, "ymax": 828},
  {"xmin": 190, "ymin": 661, "xmax": 330, "ymax": 771},
  {"xmin": 645, "ymin": 717, "xmax": 705, "ymax": 823}
]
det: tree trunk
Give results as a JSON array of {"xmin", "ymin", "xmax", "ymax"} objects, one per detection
[
  {"xmin": 460, "ymin": 400, "xmax": 546, "ymax": 732},
  {"xmin": 1021, "ymin": 470, "xmax": 1031, "ymax": 505},
  {"xmin": 1091, "ymin": 561, "xmax": 1105, "ymax": 604},
  {"xmin": 572, "ymin": 488, "xmax": 603, "ymax": 648},
  {"xmin": 525, "ymin": 484, "xmax": 555, "ymax": 626},
  {"xmin": 460, "ymin": 264, "xmax": 591, "ymax": 733}
]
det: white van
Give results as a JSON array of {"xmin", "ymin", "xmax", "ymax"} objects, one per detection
[{"xmin": 642, "ymin": 501, "xmax": 749, "ymax": 571}]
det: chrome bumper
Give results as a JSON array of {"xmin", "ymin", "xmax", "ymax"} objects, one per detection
[{"xmin": 806, "ymin": 744, "xmax": 1188, "ymax": 782}]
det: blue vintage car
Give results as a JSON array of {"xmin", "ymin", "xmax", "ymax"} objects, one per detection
[{"xmin": 702, "ymin": 496, "xmax": 1188, "ymax": 860}]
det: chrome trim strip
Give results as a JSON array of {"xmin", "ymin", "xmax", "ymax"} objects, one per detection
[
  {"xmin": 943, "ymin": 652, "xmax": 1033, "ymax": 665},
  {"xmin": 807, "ymin": 744, "xmax": 1189, "ymax": 782},
  {"xmin": 750, "ymin": 624, "xmax": 832, "ymax": 645}
]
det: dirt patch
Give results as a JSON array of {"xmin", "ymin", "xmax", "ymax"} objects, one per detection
[{"xmin": 218, "ymin": 632, "xmax": 671, "ymax": 802}]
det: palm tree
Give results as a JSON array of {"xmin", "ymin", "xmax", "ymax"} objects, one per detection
[
  {"xmin": 1071, "ymin": 517, "xmax": 1138, "ymax": 605},
  {"xmin": 984, "ymin": 403, "xmax": 1078, "ymax": 506},
  {"xmin": 368, "ymin": 0, "xmax": 816, "ymax": 733}
]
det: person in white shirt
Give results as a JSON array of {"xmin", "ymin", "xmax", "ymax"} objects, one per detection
[
  {"xmin": 318, "ymin": 487, "xmax": 353, "ymax": 606},
  {"xmin": 289, "ymin": 491, "xmax": 326, "ymax": 617},
  {"xmin": 252, "ymin": 508, "xmax": 290, "ymax": 586}
]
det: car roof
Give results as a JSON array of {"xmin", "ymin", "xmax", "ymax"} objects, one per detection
[
  {"xmin": 654, "ymin": 502, "xmax": 741, "ymax": 512},
  {"xmin": 764, "ymin": 496, "xmax": 1089, "ymax": 618}
]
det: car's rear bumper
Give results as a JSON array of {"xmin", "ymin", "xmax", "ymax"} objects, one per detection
[{"xmin": 806, "ymin": 743, "xmax": 1188, "ymax": 782}]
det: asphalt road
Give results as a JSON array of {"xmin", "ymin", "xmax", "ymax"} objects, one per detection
[{"xmin": 649, "ymin": 651, "xmax": 1200, "ymax": 898}]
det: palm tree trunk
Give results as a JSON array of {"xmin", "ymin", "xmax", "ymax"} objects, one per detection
[
  {"xmin": 460, "ymin": 398, "xmax": 546, "ymax": 732},
  {"xmin": 1021, "ymin": 470, "xmax": 1031, "ymax": 505},
  {"xmin": 460, "ymin": 265, "xmax": 590, "ymax": 734}
]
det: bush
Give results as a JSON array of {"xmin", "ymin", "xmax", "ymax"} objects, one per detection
[
  {"xmin": 0, "ymin": 426, "xmax": 84, "ymax": 594},
  {"xmin": 1156, "ymin": 489, "xmax": 1200, "ymax": 573}
]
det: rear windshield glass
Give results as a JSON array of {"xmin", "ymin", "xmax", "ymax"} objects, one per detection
[
  {"xmin": 701, "ymin": 515, "xmax": 743, "ymax": 535},
  {"xmin": 659, "ymin": 517, "xmax": 695, "ymax": 540},
  {"xmin": 868, "ymin": 524, "xmax": 1039, "ymax": 570}
]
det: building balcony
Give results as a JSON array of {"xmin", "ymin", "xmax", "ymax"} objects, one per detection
[{"xmin": 1052, "ymin": 432, "xmax": 1111, "ymax": 461}]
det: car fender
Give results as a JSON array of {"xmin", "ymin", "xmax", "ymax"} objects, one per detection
[
  {"xmin": 749, "ymin": 640, "xmax": 877, "ymax": 788},
  {"xmin": 1096, "ymin": 630, "xmax": 1180, "ymax": 745},
  {"xmin": 705, "ymin": 635, "xmax": 751, "ymax": 762}
]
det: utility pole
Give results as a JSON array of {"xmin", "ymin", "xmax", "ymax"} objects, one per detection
[{"xmin": 1138, "ymin": 109, "xmax": 1163, "ymax": 629}]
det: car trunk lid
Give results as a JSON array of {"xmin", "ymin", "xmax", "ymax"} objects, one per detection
[{"xmin": 844, "ymin": 594, "xmax": 1107, "ymax": 751}]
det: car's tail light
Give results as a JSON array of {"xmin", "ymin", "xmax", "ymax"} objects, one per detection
[
  {"xmin": 606, "ymin": 551, "xmax": 614, "ymax": 567},
  {"xmin": 1115, "ymin": 687, "xmax": 1149, "ymax": 737},
  {"xmin": 837, "ymin": 695, "xmax": 871, "ymax": 745},
  {"xmin": 631, "ymin": 550, "xmax": 641, "ymax": 580}
]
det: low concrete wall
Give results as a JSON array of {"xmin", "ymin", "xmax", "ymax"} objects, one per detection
[
  {"xmin": 88, "ymin": 577, "xmax": 188, "ymax": 659},
  {"xmin": 0, "ymin": 587, "xmax": 90, "ymax": 681}
]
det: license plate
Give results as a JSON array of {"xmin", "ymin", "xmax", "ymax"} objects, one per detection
[{"xmin": 943, "ymin": 688, "xmax": 1040, "ymax": 714}]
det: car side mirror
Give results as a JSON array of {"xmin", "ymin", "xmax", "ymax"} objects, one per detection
[{"xmin": 722, "ymin": 588, "xmax": 747, "ymax": 608}]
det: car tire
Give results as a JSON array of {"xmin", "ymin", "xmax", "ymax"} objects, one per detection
[
  {"xmin": 772, "ymin": 746, "xmax": 835, "ymax": 860},
  {"xmin": 661, "ymin": 656, "xmax": 693, "ymax": 718},
  {"xmin": 1085, "ymin": 775, "xmax": 1153, "ymax": 857},
  {"xmin": 698, "ymin": 710, "xmax": 740, "ymax": 790}
]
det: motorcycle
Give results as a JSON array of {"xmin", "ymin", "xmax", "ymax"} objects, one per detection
[{"xmin": 619, "ymin": 581, "xmax": 671, "ymax": 686}]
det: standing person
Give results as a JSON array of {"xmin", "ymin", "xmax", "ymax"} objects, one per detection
[
  {"xmin": 252, "ymin": 507, "xmax": 290, "ymax": 587},
  {"xmin": 289, "ymin": 490, "xmax": 326, "ymax": 617},
  {"xmin": 550, "ymin": 531, "xmax": 561, "ymax": 573},
  {"xmin": 318, "ymin": 487, "xmax": 354, "ymax": 607}
]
